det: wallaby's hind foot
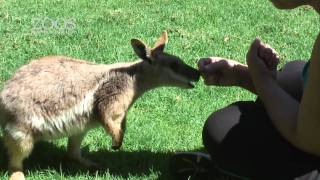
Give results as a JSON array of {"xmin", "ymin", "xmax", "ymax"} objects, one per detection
[
  {"xmin": 9, "ymin": 171, "xmax": 25, "ymax": 180},
  {"xmin": 66, "ymin": 155, "xmax": 101, "ymax": 171},
  {"xmin": 4, "ymin": 130, "xmax": 34, "ymax": 180},
  {"xmin": 67, "ymin": 133, "xmax": 101, "ymax": 170}
]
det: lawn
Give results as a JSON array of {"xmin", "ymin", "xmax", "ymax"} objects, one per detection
[{"xmin": 0, "ymin": 0, "xmax": 319, "ymax": 179}]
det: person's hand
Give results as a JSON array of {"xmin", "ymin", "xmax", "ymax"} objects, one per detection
[
  {"xmin": 294, "ymin": 170, "xmax": 320, "ymax": 180},
  {"xmin": 246, "ymin": 38, "xmax": 280, "ymax": 80},
  {"xmin": 197, "ymin": 57, "xmax": 247, "ymax": 86}
]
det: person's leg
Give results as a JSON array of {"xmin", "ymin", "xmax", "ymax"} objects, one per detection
[
  {"xmin": 169, "ymin": 102, "xmax": 250, "ymax": 180},
  {"xmin": 204, "ymin": 99, "xmax": 320, "ymax": 180},
  {"xmin": 202, "ymin": 104, "xmax": 242, "ymax": 158},
  {"xmin": 276, "ymin": 60, "xmax": 305, "ymax": 100},
  {"xmin": 202, "ymin": 101, "xmax": 262, "ymax": 179}
]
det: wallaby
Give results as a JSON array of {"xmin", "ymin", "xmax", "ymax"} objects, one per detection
[{"xmin": 0, "ymin": 31, "xmax": 200, "ymax": 180}]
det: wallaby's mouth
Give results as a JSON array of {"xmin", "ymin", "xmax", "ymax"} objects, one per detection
[
  {"xmin": 186, "ymin": 68, "xmax": 200, "ymax": 88},
  {"xmin": 169, "ymin": 63, "xmax": 200, "ymax": 89},
  {"xmin": 188, "ymin": 81, "xmax": 196, "ymax": 88}
]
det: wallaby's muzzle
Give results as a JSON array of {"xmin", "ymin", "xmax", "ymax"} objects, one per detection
[
  {"xmin": 190, "ymin": 67, "xmax": 201, "ymax": 82},
  {"xmin": 173, "ymin": 62, "xmax": 200, "ymax": 89},
  {"xmin": 186, "ymin": 67, "xmax": 200, "ymax": 88}
]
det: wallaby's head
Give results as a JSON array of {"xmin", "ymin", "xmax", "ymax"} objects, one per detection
[{"xmin": 131, "ymin": 31, "xmax": 200, "ymax": 89}]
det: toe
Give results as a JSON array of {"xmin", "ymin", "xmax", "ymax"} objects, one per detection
[{"xmin": 9, "ymin": 171, "xmax": 25, "ymax": 180}]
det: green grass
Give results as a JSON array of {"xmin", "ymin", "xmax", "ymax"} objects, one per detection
[{"xmin": 0, "ymin": 0, "xmax": 319, "ymax": 179}]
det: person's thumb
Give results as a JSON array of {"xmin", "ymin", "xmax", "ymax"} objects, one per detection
[{"xmin": 247, "ymin": 38, "xmax": 262, "ymax": 63}]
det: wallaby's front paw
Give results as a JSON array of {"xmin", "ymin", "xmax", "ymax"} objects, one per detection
[
  {"xmin": 9, "ymin": 171, "xmax": 25, "ymax": 180},
  {"xmin": 111, "ymin": 138, "xmax": 123, "ymax": 150},
  {"xmin": 111, "ymin": 144, "xmax": 121, "ymax": 150}
]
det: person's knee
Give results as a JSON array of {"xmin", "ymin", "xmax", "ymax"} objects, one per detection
[
  {"xmin": 202, "ymin": 112, "xmax": 220, "ymax": 155},
  {"xmin": 282, "ymin": 60, "xmax": 305, "ymax": 70},
  {"xmin": 277, "ymin": 60, "xmax": 305, "ymax": 100},
  {"xmin": 202, "ymin": 111, "xmax": 221, "ymax": 144},
  {"xmin": 202, "ymin": 105, "xmax": 241, "ymax": 152}
]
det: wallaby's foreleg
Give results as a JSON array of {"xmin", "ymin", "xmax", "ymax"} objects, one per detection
[
  {"xmin": 103, "ymin": 113, "xmax": 126, "ymax": 150},
  {"xmin": 4, "ymin": 130, "xmax": 34, "ymax": 180},
  {"xmin": 67, "ymin": 133, "xmax": 99, "ymax": 169}
]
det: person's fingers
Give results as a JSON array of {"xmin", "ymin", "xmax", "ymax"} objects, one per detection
[
  {"xmin": 198, "ymin": 58, "xmax": 223, "ymax": 85},
  {"xmin": 269, "ymin": 54, "xmax": 280, "ymax": 70},
  {"xmin": 256, "ymin": 41, "xmax": 280, "ymax": 70},
  {"xmin": 197, "ymin": 58, "xmax": 212, "ymax": 69},
  {"xmin": 247, "ymin": 38, "xmax": 261, "ymax": 62},
  {"xmin": 203, "ymin": 74, "xmax": 214, "ymax": 85},
  {"xmin": 200, "ymin": 59, "xmax": 228, "ymax": 75},
  {"xmin": 204, "ymin": 74, "xmax": 223, "ymax": 86},
  {"xmin": 198, "ymin": 57, "xmax": 224, "ymax": 70},
  {"xmin": 257, "ymin": 41, "xmax": 267, "ymax": 58},
  {"xmin": 270, "ymin": 48, "xmax": 280, "ymax": 67},
  {"xmin": 265, "ymin": 48, "xmax": 273, "ymax": 62},
  {"xmin": 257, "ymin": 41, "xmax": 270, "ymax": 59},
  {"xmin": 271, "ymin": 53, "xmax": 280, "ymax": 65},
  {"xmin": 264, "ymin": 48, "xmax": 274, "ymax": 68}
]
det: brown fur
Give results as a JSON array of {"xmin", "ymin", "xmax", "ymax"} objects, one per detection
[{"xmin": 0, "ymin": 32, "xmax": 200, "ymax": 180}]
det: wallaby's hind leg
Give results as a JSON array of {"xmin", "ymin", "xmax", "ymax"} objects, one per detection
[
  {"xmin": 4, "ymin": 129, "xmax": 34, "ymax": 180},
  {"xmin": 67, "ymin": 133, "xmax": 99, "ymax": 169}
]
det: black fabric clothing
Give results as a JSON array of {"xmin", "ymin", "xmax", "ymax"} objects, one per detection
[{"xmin": 202, "ymin": 100, "xmax": 320, "ymax": 180}]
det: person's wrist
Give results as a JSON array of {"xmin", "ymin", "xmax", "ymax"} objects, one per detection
[
  {"xmin": 234, "ymin": 64, "xmax": 250, "ymax": 88},
  {"xmin": 251, "ymin": 69, "xmax": 276, "ymax": 83}
]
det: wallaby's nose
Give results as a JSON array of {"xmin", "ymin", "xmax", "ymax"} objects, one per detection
[
  {"xmin": 187, "ymin": 68, "xmax": 200, "ymax": 88},
  {"xmin": 191, "ymin": 68, "xmax": 200, "ymax": 82}
]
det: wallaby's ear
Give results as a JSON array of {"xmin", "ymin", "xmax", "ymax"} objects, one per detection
[
  {"xmin": 152, "ymin": 31, "xmax": 168, "ymax": 52},
  {"xmin": 131, "ymin": 39, "xmax": 152, "ymax": 63}
]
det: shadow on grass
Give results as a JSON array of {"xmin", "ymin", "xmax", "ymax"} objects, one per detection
[{"xmin": 0, "ymin": 138, "xmax": 206, "ymax": 179}]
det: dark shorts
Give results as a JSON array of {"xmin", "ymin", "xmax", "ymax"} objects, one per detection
[{"xmin": 206, "ymin": 100, "xmax": 320, "ymax": 180}]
